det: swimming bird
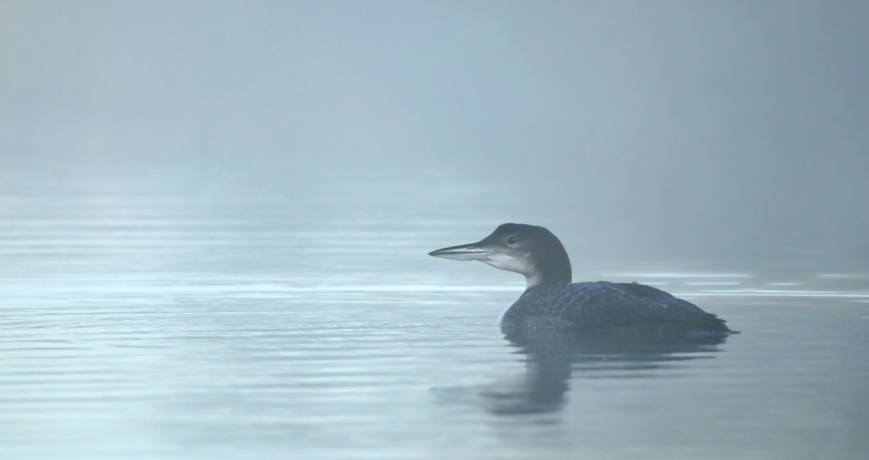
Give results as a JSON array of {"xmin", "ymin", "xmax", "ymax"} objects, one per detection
[{"xmin": 429, "ymin": 223, "xmax": 736, "ymax": 335}]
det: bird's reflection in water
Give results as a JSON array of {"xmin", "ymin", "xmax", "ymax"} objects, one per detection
[{"xmin": 480, "ymin": 331, "xmax": 728, "ymax": 415}]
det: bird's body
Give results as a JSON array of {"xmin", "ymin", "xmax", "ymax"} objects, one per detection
[
  {"xmin": 500, "ymin": 281, "xmax": 732, "ymax": 334},
  {"xmin": 429, "ymin": 223, "xmax": 736, "ymax": 335}
]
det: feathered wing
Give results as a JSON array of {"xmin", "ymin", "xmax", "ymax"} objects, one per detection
[{"xmin": 504, "ymin": 281, "xmax": 732, "ymax": 333}]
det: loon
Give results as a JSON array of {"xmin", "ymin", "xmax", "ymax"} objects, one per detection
[{"xmin": 429, "ymin": 223, "xmax": 736, "ymax": 335}]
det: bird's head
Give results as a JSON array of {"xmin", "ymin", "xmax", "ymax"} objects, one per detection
[{"xmin": 428, "ymin": 223, "xmax": 572, "ymax": 290}]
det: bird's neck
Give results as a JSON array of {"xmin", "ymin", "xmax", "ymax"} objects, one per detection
[{"xmin": 524, "ymin": 253, "xmax": 572, "ymax": 291}]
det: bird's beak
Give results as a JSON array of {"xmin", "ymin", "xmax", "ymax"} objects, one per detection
[{"xmin": 428, "ymin": 242, "xmax": 494, "ymax": 261}]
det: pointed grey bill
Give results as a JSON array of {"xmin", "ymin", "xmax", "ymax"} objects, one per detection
[{"xmin": 428, "ymin": 242, "xmax": 493, "ymax": 261}]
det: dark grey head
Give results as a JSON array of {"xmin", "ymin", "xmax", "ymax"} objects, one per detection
[{"xmin": 428, "ymin": 223, "xmax": 572, "ymax": 290}]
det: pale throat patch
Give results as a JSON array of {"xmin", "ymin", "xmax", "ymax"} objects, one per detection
[
  {"xmin": 481, "ymin": 253, "xmax": 548, "ymax": 290},
  {"xmin": 482, "ymin": 252, "xmax": 533, "ymax": 275}
]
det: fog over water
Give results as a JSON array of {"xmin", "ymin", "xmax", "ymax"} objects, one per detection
[
  {"xmin": 2, "ymin": 2, "xmax": 868, "ymax": 459},
  {"xmin": 3, "ymin": 0, "xmax": 868, "ymax": 268}
]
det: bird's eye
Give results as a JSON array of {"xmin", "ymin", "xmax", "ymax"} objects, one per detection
[{"xmin": 507, "ymin": 235, "xmax": 519, "ymax": 244}]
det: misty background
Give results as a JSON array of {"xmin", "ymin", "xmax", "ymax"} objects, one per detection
[{"xmin": 2, "ymin": 0, "xmax": 868, "ymax": 272}]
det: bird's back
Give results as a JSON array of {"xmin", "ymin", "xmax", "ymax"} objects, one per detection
[{"xmin": 500, "ymin": 281, "xmax": 734, "ymax": 335}]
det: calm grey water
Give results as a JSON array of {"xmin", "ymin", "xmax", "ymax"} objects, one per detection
[{"xmin": 2, "ymin": 191, "xmax": 868, "ymax": 460}]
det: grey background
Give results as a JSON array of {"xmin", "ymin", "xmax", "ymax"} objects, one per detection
[{"xmin": 2, "ymin": 0, "xmax": 867, "ymax": 269}]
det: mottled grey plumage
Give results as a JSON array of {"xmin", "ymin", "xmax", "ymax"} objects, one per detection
[
  {"xmin": 500, "ymin": 281, "xmax": 732, "ymax": 334},
  {"xmin": 429, "ymin": 223, "xmax": 736, "ymax": 335}
]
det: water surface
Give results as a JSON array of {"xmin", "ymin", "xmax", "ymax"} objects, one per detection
[{"xmin": 2, "ymin": 191, "xmax": 868, "ymax": 459}]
